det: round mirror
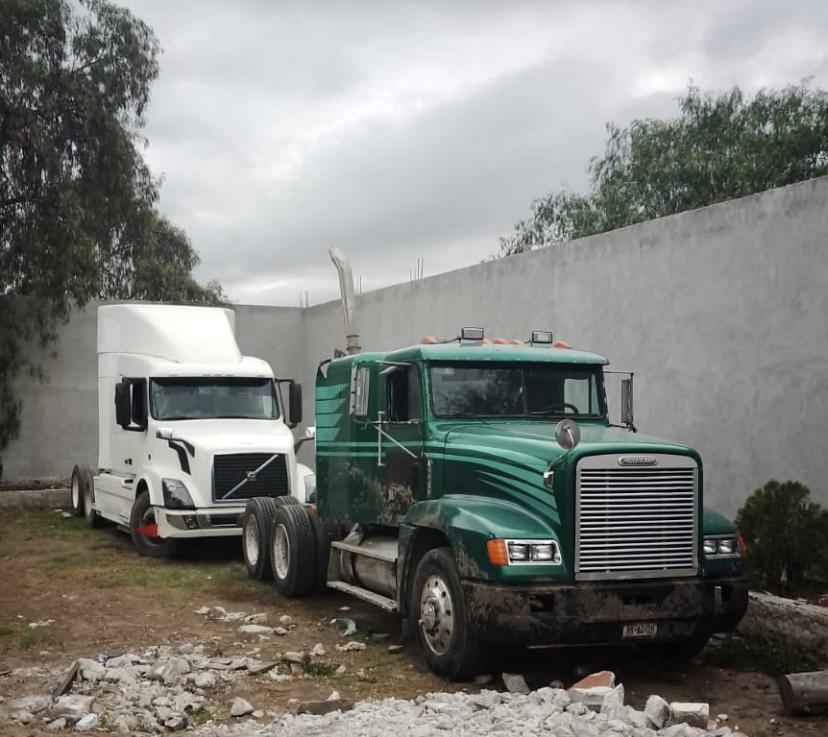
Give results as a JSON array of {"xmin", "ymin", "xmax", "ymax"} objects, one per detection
[{"xmin": 555, "ymin": 419, "xmax": 581, "ymax": 450}]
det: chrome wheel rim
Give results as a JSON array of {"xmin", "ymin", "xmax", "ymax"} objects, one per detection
[
  {"xmin": 272, "ymin": 523, "xmax": 290, "ymax": 580},
  {"xmin": 244, "ymin": 516, "xmax": 260, "ymax": 567},
  {"xmin": 419, "ymin": 574, "xmax": 455, "ymax": 656},
  {"xmin": 71, "ymin": 474, "xmax": 79, "ymax": 508}
]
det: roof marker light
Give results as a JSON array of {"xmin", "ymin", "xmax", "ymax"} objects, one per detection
[
  {"xmin": 552, "ymin": 340, "xmax": 572, "ymax": 349},
  {"xmin": 421, "ymin": 336, "xmax": 439, "ymax": 344},
  {"xmin": 530, "ymin": 330, "xmax": 554, "ymax": 344},
  {"xmin": 460, "ymin": 326, "xmax": 484, "ymax": 341}
]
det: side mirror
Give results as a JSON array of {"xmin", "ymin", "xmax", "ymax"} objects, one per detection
[
  {"xmin": 131, "ymin": 379, "xmax": 148, "ymax": 430},
  {"xmin": 621, "ymin": 377, "xmax": 634, "ymax": 427},
  {"xmin": 114, "ymin": 382, "xmax": 131, "ymax": 429},
  {"xmin": 305, "ymin": 426, "xmax": 316, "ymax": 439},
  {"xmin": 288, "ymin": 381, "xmax": 303, "ymax": 427}
]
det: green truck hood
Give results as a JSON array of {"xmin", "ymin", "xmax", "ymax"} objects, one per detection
[{"xmin": 441, "ymin": 420, "xmax": 694, "ymax": 468}]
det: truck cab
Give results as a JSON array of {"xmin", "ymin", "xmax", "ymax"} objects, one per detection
[{"xmin": 70, "ymin": 304, "xmax": 313, "ymax": 558}]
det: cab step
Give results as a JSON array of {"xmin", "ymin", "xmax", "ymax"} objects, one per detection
[{"xmin": 327, "ymin": 580, "xmax": 398, "ymax": 612}]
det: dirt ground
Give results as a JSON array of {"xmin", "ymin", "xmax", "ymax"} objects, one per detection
[{"xmin": 0, "ymin": 506, "xmax": 825, "ymax": 737}]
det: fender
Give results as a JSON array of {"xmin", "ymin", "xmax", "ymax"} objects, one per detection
[
  {"xmin": 701, "ymin": 505, "xmax": 745, "ymax": 578},
  {"xmin": 136, "ymin": 472, "xmax": 163, "ymax": 507},
  {"xmin": 398, "ymin": 494, "xmax": 570, "ymax": 613}
]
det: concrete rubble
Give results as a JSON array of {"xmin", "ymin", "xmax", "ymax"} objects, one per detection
[
  {"xmin": 2, "ymin": 641, "xmax": 736, "ymax": 737},
  {"xmin": 191, "ymin": 678, "xmax": 738, "ymax": 737}
]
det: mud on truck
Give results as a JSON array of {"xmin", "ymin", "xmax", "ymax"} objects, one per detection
[{"xmin": 240, "ymin": 249, "xmax": 748, "ymax": 679}]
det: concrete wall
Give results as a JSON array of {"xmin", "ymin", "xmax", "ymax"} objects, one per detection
[
  {"xmin": 2, "ymin": 303, "xmax": 306, "ymax": 481},
  {"xmin": 302, "ymin": 177, "xmax": 828, "ymax": 515},
  {"xmin": 4, "ymin": 177, "xmax": 828, "ymax": 515}
]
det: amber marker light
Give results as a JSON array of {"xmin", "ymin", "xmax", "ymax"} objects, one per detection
[
  {"xmin": 737, "ymin": 532, "xmax": 748, "ymax": 559},
  {"xmin": 486, "ymin": 539, "xmax": 509, "ymax": 566}
]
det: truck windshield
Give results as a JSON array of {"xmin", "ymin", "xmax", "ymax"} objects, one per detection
[
  {"xmin": 429, "ymin": 363, "xmax": 604, "ymax": 419},
  {"xmin": 149, "ymin": 377, "xmax": 280, "ymax": 420}
]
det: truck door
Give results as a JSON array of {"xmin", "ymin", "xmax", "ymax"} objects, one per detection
[{"xmin": 380, "ymin": 364, "xmax": 425, "ymax": 520}]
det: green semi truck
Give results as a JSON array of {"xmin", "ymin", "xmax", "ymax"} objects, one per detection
[{"xmin": 240, "ymin": 249, "xmax": 747, "ymax": 679}]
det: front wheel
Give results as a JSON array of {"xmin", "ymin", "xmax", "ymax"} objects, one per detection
[
  {"xmin": 412, "ymin": 547, "xmax": 487, "ymax": 680},
  {"xmin": 130, "ymin": 491, "xmax": 179, "ymax": 558},
  {"xmin": 82, "ymin": 475, "xmax": 100, "ymax": 528}
]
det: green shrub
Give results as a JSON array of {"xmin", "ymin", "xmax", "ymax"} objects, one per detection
[{"xmin": 736, "ymin": 480, "xmax": 828, "ymax": 592}]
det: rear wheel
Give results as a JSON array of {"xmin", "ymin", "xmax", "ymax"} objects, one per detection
[
  {"xmin": 412, "ymin": 547, "xmax": 487, "ymax": 680},
  {"xmin": 270, "ymin": 504, "xmax": 316, "ymax": 597},
  {"xmin": 130, "ymin": 491, "xmax": 179, "ymax": 558},
  {"xmin": 70, "ymin": 465, "xmax": 89, "ymax": 517},
  {"xmin": 82, "ymin": 475, "xmax": 100, "ymax": 528},
  {"xmin": 242, "ymin": 498, "xmax": 279, "ymax": 580}
]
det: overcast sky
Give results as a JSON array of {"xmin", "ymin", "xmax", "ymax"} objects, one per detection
[{"xmin": 122, "ymin": 0, "xmax": 828, "ymax": 306}]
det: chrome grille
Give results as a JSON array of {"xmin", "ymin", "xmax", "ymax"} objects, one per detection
[{"xmin": 575, "ymin": 454, "xmax": 698, "ymax": 580}]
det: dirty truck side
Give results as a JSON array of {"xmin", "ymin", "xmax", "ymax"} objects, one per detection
[{"xmin": 241, "ymin": 249, "xmax": 747, "ymax": 680}]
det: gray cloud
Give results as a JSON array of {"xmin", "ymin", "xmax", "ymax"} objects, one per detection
[{"xmin": 124, "ymin": 0, "xmax": 828, "ymax": 305}]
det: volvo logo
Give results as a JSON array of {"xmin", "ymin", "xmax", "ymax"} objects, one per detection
[
  {"xmin": 246, "ymin": 471, "xmax": 258, "ymax": 482},
  {"xmin": 618, "ymin": 455, "xmax": 657, "ymax": 466}
]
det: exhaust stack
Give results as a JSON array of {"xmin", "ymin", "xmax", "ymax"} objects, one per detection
[{"xmin": 329, "ymin": 247, "xmax": 361, "ymax": 355}]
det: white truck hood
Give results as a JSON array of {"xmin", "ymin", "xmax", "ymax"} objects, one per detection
[{"xmin": 158, "ymin": 419, "xmax": 295, "ymax": 454}]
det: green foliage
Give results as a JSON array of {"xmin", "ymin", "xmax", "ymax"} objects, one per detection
[
  {"xmin": 0, "ymin": 0, "xmax": 222, "ymax": 471},
  {"xmin": 703, "ymin": 631, "xmax": 820, "ymax": 676},
  {"xmin": 501, "ymin": 83, "xmax": 828, "ymax": 255},
  {"xmin": 736, "ymin": 480, "xmax": 828, "ymax": 592}
]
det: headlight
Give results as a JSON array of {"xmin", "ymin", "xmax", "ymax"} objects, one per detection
[
  {"xmin": 703, "ymin": 535, "xmax": 740, "ymax": 557},
  {"xmin": 162, "ymin": 478, "xmax": 195, "ymax": 509},
  {"xmin": 487, "ymin": 539, "xmax": 562, "ymax": 566}
]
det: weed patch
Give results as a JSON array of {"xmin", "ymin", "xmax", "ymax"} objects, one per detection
[
  {"xmin": 702, "ymin": 631, "xmax": 820, "ymax": 676},
  {"xmin": 18, "ymin": 628, "xmax": 62, "ymax": 651}
]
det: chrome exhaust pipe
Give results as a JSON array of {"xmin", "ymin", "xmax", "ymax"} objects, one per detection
[{"xmin": 329, "ymin": 247, "xmax": 361, "ymax": 354}]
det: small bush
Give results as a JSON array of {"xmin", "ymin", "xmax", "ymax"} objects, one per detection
[{"xmin": 736, "ymin": 480, "xmax": 828, "ymax": 593}]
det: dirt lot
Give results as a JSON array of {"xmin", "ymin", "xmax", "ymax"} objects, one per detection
[{"xmin": 0, "ymin": 505, "xmax": 825, "ymax": 737}]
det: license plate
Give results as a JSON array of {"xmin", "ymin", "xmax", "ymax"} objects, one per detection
[{"xmin": 622, "ymin": 622, "xmax": 658, "ymax": 639}]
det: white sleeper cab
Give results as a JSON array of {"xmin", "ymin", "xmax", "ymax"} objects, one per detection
[{"xmin": 70, "ymin": 304, "xmax": 314, "ymax": 558}]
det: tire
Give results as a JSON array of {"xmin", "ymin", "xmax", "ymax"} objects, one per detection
[
  {"xmin": 412, "ymin": 547, "xmax": 487, "ymax": 680},
  {"xmin": 82, "ymin": 474, "xmax": 100, "ymax": 528},
  {"xmin": 273, "ymin": 495, "xmax": 300, "ymax": 507},
  {"xmin": 269, "ymin": 504, "xmax": 316, "ymax": 597},
  {"xmin": 130, "ymin": 490, "xmax": 179, "ymax": 558},
  {"xmin": 242, "ymin": 498, "xmax": 279, "ymax": 580},
  {"xmin": 309, "ymin": 514, "xmax": 342, "ymax": 594},
  {"xmin": 70, "ymin": 464, "xmax": 90, "ymax": 517}
]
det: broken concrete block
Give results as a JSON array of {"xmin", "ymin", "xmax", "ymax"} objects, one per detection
[
  {"xmin": 670, "ymin": 701, "xmax": 710, "ymax": 729},
  {"xmin": 570, "ymin": 670, "xmax": 616, "ymax": 690},
  {"xmin": 644, "ymin": 694, "xmax": 671, "ymax": 729},
  {"xmin": 230, "ymin": 697, "xmax": 254, "ymax": 717},
  {"xmin": 568, "ymin": 685, "xmax": 612, "ymax": 711},
  {"xmin": 501, "ymin": 673, "xmax": 530, "ymax": 694}
]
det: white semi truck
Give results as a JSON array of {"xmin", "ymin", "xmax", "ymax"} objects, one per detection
[{"xmin": 70, "ymin": 304, "xmax": 314, "ymax": 559}]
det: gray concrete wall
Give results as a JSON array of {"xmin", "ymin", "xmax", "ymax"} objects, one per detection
[
  {"xmin": 4, "ymin": 177, "xmax": 828, "ymax": 515},
  {"xmin": 303, "ymin": 177, "xmax": 828, "ymax": 515},
  {"xmin": 2, "ymin": 303, "xmax": 306, "ymax": 481}
]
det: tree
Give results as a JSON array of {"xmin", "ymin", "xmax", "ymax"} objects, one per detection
[
  {"xmin": 500, "ymin": 84, "xmax": 828, "ymax": 255},
  {"xmin": 0, "ymin": 0, "xmax": 222, "ymax": 474},
  {"xmin": 736, "ymin": 480, "xmax": 828, "ymax": 592}
]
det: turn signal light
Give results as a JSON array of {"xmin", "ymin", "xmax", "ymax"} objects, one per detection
[
  {"xmin": 486, "ymin": 539, "xmax": 509, "ymax": 566},
  {"xmin": 737, "ymin": 532, "xmax": 748, "ymax": 558}
]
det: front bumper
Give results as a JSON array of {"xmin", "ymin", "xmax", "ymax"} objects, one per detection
[
  {"xmin": 155, "ymin": 507, "xmax": 244, "ymax": 538},
  {"xmin": 463, "ymin": 576, "xmax": 748, "ymax": 646}
]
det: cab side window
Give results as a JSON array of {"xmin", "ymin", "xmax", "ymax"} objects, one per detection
[{"xmin": 386, "ymin": 366, "xmax": 422, "ymax": 422}]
